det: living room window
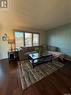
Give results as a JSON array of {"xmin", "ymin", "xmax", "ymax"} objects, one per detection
[
  {"xmin": 15, "ymin": 32, "xmax": 24, "ymax": 48},
  {"xmin": 15, "ymin": 32, "xmax": 40, "ymax": 48},
  {"xmin": 33, "ymin": 33, "xmax": 39, "ymax": 46},
  {"xmin": 25, "ymin": 33, "xmax": 32, "ymax": 47}
]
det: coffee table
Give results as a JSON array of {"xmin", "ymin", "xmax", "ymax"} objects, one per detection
[{"xmin": 28, "ymin": 52, "xmax": 52, "ymax": 67}]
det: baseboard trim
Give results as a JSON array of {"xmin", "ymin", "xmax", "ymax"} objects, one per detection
[{"xmin": 0, "ymin": 58, "xmax": 8, "ymax": 61}]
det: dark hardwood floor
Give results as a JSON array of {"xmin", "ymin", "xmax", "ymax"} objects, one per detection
[
  {"xmin": 0, "ymin": 59, "xmax": 22, "ymax": 95},
  {"xmin": 0, "ymin": 59, "xmax": 71, "ymax": 95}
]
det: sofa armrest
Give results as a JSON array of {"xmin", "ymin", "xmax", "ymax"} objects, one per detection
[
  {"xmin": 47, "ymin": 46, "xmax": 61, "ymax": 52},
  {"xmin": 18, "ymin": 50, "xmax": 28, "ymax": 61}
]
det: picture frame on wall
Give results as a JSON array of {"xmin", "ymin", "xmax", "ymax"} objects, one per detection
[{"xmin": 1, "ymin": 33, "xmax": 8, "ymax": 41}]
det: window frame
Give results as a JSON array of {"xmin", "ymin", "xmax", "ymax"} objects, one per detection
[{"xmin": 14, "ymin": 30, "xmax": 40, "ymax": 48}]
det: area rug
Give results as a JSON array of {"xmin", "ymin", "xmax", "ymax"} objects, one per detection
[{"xmin": 18, "ymin": 60, "xmax": 64, "ymax": 90}]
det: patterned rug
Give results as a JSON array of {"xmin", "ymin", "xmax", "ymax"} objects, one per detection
[{"xmin": 18, "ymin": 60, "xmax": 64, "ymax": 90}]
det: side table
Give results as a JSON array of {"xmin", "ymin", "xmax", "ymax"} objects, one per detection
[{"xmin": 8, "ymin": 50, "xmax": 19, "ymax": 63}]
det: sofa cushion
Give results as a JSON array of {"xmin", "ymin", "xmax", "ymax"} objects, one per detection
[{"xmin": 20, "ymin": 46, "xmax": 43, "ymax": 53}]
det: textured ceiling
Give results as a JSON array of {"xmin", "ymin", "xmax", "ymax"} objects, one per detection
[{"xmin": 2, "ymin": 0, "xmax": 71, "ymax": 30}]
